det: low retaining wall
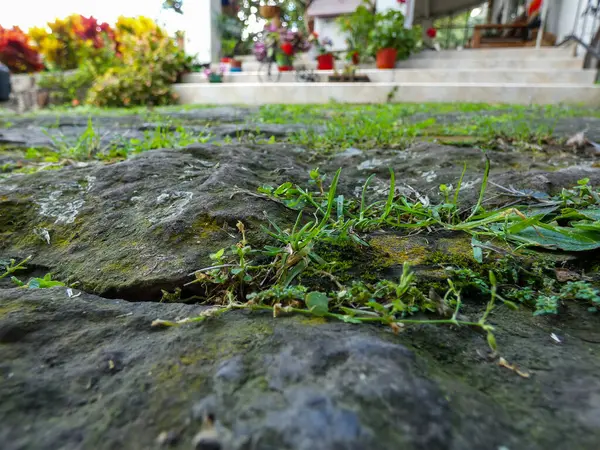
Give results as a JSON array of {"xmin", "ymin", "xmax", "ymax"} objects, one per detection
[{"xmin": 0, "ymin": 73, "xmax": 41, "ymax": 113}]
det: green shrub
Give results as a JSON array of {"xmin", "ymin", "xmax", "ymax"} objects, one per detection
[
  {"xmin": 38, "ymin": 67, "xmax": 95, "ymax": 105},
  {"xmin": 86, "ymin": 35, "xmax": 190, "ymax": 107}
]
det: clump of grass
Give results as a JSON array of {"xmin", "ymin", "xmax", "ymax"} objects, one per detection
[
  {"xmin": 152, "ymin": 163, "xmax": 600, "ymax": 351},
  {"xmin": 38, "ymin": 118, "xmax": 211, "ymax": 164},
  {"xmin": 253, "ymin": 104, "xmax": 595, "ymax": 151}
]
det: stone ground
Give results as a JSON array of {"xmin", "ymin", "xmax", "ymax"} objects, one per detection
[{"xmin": 1, "ymin": 106, "xmax": 600, "ymax": 450}]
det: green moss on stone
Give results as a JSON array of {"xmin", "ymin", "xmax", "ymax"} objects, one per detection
[{"xmin": 369, "ymin": 235, "xmax": 429, "ymax": 266}]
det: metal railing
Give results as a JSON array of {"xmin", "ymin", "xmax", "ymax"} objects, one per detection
[
  {"xmin": 557, "ymin": 0, "xmax": 600, "ymax": 78},
  {"xmin": 561, "ymin": 0, "xmax": 600, "ymax": 57}
]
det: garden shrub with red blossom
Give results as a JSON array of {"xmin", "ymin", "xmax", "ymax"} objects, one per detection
[{"xmin": 0, "ymin": 26, "xmax": 44, "ymax": 73}]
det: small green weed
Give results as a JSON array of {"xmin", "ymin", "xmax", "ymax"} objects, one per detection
[
  {"xmin": 11, "ymin": 273, "xmax": 66, "ymax": 289},
  {"xmin": 0, "ymin": 256, "xmax": 32, "ymax": 280}
]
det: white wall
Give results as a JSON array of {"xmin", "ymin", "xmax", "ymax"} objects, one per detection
[
  {"xmin": 313, "ymin": 17, "xmax": 348, "ymax": 51},
  {"xmin": 376, "ymin": 0, "xmax": 404, "ymax": 12},
  {"xmin": 183, "ymin": 0, "xmax": 221, "ymax": 64}
]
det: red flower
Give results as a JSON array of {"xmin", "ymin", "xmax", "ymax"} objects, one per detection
[
  {"xmin": 397, "ymin": 0, "xmax": 406, "ymax": 3},
  {"xmin": 426, "ymin": 27, "xmax": 437, "ymax": 38},
  {"xmin": 280, "ymin": 42, "xmax": 294, "ymax": 56}
]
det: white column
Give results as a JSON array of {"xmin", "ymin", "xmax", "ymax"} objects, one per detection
[
  {"xmin": 405, "ymin": 0, "xmax": 416, "ymax": 29},
  {"xmin": 183, "ymin": 0, "xmax": 221, "ymax": 64},
  {"xmin": 536, "ymin": 0, "xmax": 551, "ymax": 49}
]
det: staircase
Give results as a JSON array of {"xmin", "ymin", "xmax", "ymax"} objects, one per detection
[{"xmin": 174, "ymin": 46, "xmax": 600, "ymax": 106}]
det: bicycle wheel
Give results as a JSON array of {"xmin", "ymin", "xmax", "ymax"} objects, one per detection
[{"xmin": 258, "ymin": 61, "xmax": 281, "ymax": 82}]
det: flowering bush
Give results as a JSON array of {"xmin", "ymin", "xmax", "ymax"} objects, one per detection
[
  {"xmin": 114, "ymin": 16, "xmax": 169, "ymax": 59},
  {"xmin": 29, "ymin": 15, "xmax": 116, "ymax": 70},
  {"xmin": 0, "ymin": 26, "xmax": 43, "ymax": 73}
]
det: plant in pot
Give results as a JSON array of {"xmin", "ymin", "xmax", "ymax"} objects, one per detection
[
  {"xmin": 204, "ymin": 64, "xmax": 225, "ymax": 83},
  {"xmin": 260, "ymin": 1, "xmax": 282, "ymax": 29},
  {"xmin": 259, "ymin": 1, "xmax": 281, "ymax": 20},
  {"xmin": 309, "ymin": 32, "xmax": 335, "ymax": 70},
  {"xmin": 336, "ymin": 0, "xmax": 376, "ymax": 65},
  {"xmin": 368, "ymin": 10, "xmax": 417, "ymax": 69},
  {"xmin": 276, "ymin": 28, "xmax": 310, "ymax": 71},
  {"xmin": 275, "ymin": 41, "xmax": 294, "ymax": 71},
  {"xmin": 217, "ymin": 14, "xmax": 245, "ymax": 72}
]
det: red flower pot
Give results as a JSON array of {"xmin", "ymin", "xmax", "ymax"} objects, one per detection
[
  {"xmin": 316, "ymin": 53, "xmax": 334, "ymax": 70},
  {"xmin": 376, "ymin": 48, "xmax": 397, "ymax": 69},
  {"xmin": 278, "ymin": 65, "xmax": 294, "ymax": 72}
]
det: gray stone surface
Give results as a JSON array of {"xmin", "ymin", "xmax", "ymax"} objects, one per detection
[{"xmin": 2, "ymin": 109, "xmax": 600, "ymax": 450}]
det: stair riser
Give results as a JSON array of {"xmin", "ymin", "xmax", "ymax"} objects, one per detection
[
  {"xmin": 398, "ymin": 59, "xmax": 582, "ymax": 69},
  {"xmin": 174, "ymin": 82, "xmax": 600, "ymax": 106},
  {"xmin": 182, "ymin": 70, "xmax": 596, "ymax": 85},
  {"xmin": 410, "ymin": 48, "xmax": 574, "ymax": 59}
]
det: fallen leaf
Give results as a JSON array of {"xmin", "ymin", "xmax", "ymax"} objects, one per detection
[
  {"xmin": 566, "ymin": 131, "xmax": 587, "ymax": 149},
  {"xmin": 498, "ymin": 357, "xmax": 531, "ymax": 378},
  {"xmin": 555, "ymin": 268, "xmax": 581, "ymax": 282}
]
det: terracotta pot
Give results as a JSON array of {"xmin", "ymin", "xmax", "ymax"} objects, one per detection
[
  {"xmin": 230, "ymin": 59, "xmax": 242, "ymax": 69},
  {"xmin": 376, "ymin": 48, "xmax": 397, "ymax": 69},
  {"xmin": 351, "ymin": 51, "xmax": 360, "ymax": 65},
  {"xmin": 316, "ymin": 53, "xmax": 334, "ymax": 70},
  {"xmin": 176, "ymin": 32, "xmax": 185, "ymax": 50},
  {"xmin": 260, "ymin": 5, "xmax": 280, "ymax": 18},
  {"xmin": 37, "ymin": 89, "xmax": 49, "ymax": 108},
  {"xmin": 278, "ymin": 65, "xmax": 294, "ymax": 72}
]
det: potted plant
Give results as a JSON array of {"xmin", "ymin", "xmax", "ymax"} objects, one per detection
[
  {"xmin": 328, "ymin": 63, "xmax": 370, "ymax": 83},
  {"xmin": 368, "ymin": 10, "xmax": 417, "ymax": 69},
  {"xmin": 276, "ymin": 41, "xmax": 294, "ymax": 71},
  {"xmin": 230, "ymin": 58, "xmax": 242, "ymax": 72},
  {"xmin": 348, "ymin": 48, "xmax": 360, "ymax": 65},
  {"xmin": 260, "ymin": 2, "xmax": 281, "ymax": 19},
  {"xmin": 309, "ymin": 33, "xmax": 335, "ymax": 70},
  {"xmin": 217, "ymin": 15, "xmax": 246, "ymax": 72},
  {"xmin": 204, "ymin": 65, "xmax": 225, "ymax": 83},
  {"xmin": 337, "ymin": 1, "xmax": 376, "ymax": 64}
]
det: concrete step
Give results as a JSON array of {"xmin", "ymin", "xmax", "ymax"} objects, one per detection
[
  {"xmin": 228, "ymin": 46, "xmax": 574, "ymax": 63},
  {"xmin": 397, "ymin": 57, "xmax": 583, "ymax": 70},
  {"xmin": 182, "ymin": 69, "xmax": 596, "ymax": 85},
  {"xmin": 226, "ymin": 60, "xmax": 367, "ymax": 72},
  {"xmin": 410, "ymin": 47, "xmax": 574, "ymax": 59},
  {"xmin": 224, "ymin": 56, "xmax": 583, "ymax": 72},
  {"xmin": 174, "ymin": 82, "xmax": 600, "ymax": 106}
]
